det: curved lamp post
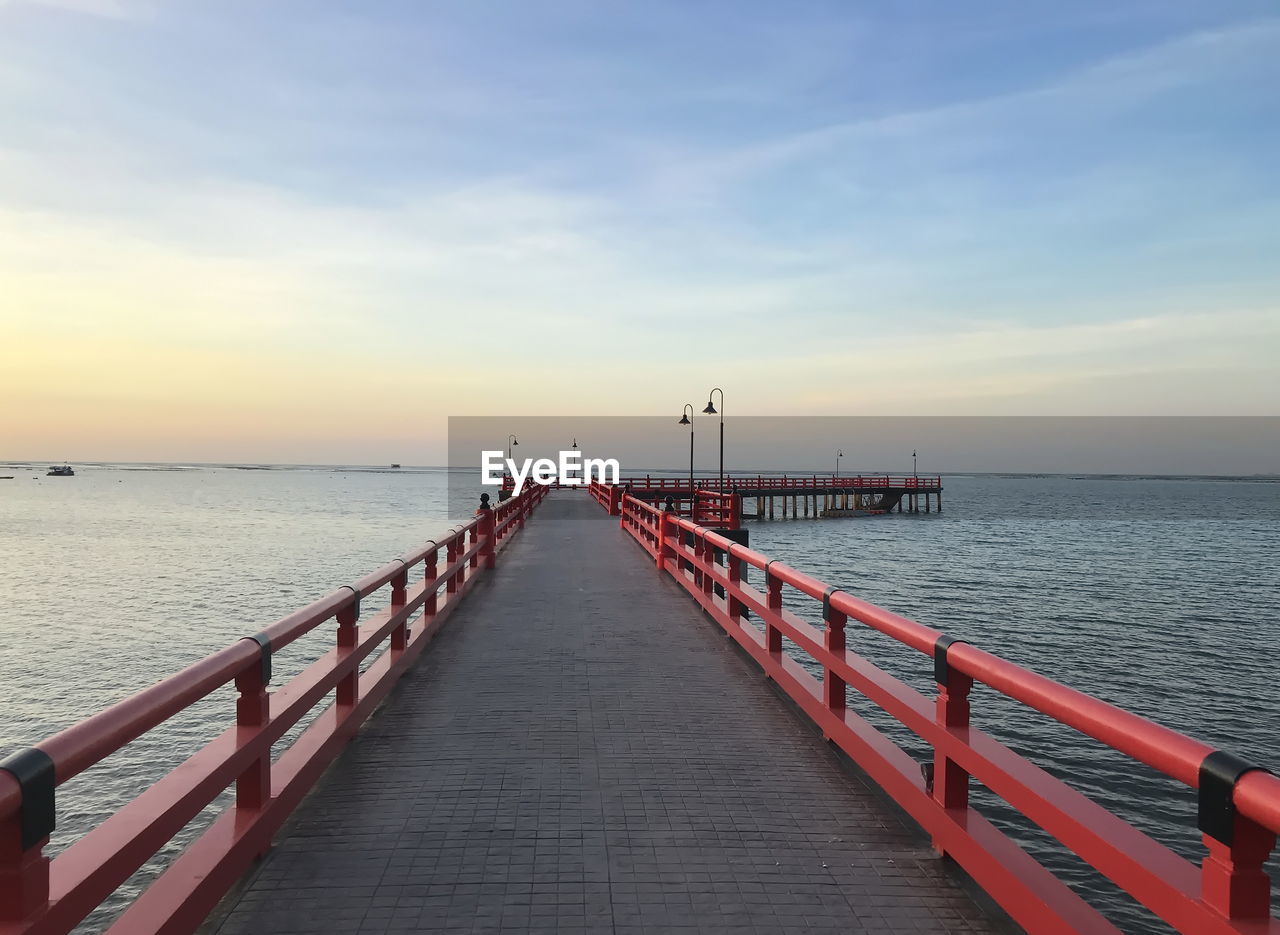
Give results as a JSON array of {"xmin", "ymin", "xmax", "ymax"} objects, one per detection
[
  {"xmin": 678, "ymin": 404, "xmax": 695, "ymax": 510},
  {"xmin": 702, "ymin": 388, "xmax": 724, "ymax": 491},
  {"xmin": 507, "ymin": 434, "xmax": 518, "ymax": 461},
  {"xmin": 835, "ymin": 448, "xmax": 844, "ymax": 479}
]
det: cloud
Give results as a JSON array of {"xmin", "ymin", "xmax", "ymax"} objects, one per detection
[
  {"xmin": 650, "ymin": 19, "xmax": 1280, "ymax": 194},
  {"xmin": 0, "ymin": 0, "xmax": 140, "ymax": 18},
  {"xmin": 1, "ymin": 5, "xmax": 1277, "ymax": 461}
]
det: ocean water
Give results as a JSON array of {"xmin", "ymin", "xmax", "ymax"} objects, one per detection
[{"xmin": 1, "ymin": 465, "xmax": 1277, "ymax": 933}]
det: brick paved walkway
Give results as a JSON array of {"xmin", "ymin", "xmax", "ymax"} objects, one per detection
[{"xmin": 208, "ymin": 493, "xmax": 1005, "ymax": 934}]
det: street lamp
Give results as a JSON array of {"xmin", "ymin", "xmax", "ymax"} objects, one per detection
[
  {"xmin": 679, "ymin": 404, "xmax": 695, "ymax": 508},
  {"xmin": 507, "ymin": 434, "xmax": 518, "ymax": 461},
  {"xmin": 702, "ymin": 387, "xmax": 724, "ymax": 490},
  {"xmin": 912, "ymin": 449, "xmax": 917, "ymax": 477},
  {"xmin": 835, "ymin": 448, "xmax": 844, "ymax": 478}
]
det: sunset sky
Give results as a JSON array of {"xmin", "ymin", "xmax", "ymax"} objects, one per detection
[{"xmin": 2, "ymin": 1, "xmax": 1278, "ymax": 463}]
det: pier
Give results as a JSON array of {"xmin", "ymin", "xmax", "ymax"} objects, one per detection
[
  {"xmin": 526, "ymin": 473, "xmax": 943, "ymax": 520},
  {"xmin": 3, "ymin": 484, "xmax": 1279, "ymax": 935}
]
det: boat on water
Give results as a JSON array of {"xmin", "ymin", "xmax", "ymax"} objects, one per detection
[
  {"xmin": 390, "ymin": 463, "xmax": 402, "ymax": 468},
  {"xmin": 47, "ymin": 464, "xmax": 75, "ymax": 476}
]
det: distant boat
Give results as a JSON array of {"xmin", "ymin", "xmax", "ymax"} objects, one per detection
[
  {"xmin": 47, "ymin": 465, "xmax": 75, "ymax": 476},
  {"xmin": 390, "ymin": 463, "xmax": 402, "ymax": 469}
]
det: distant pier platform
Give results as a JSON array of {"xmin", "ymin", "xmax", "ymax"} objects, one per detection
[{"xmin": 615, "ymin": 474, "xmax": 943, "ymax": 519}]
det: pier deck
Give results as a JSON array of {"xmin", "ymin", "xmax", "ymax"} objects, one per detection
[{"xmin": 208, "ymin": 494, "xmax": 1000, "ymax": 935}]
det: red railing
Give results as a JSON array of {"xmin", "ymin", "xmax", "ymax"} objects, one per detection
[
  {"xmin": 617, "ymin": 474, "xmax": 942, "ymax": 490},
  {"xmin": 693, "ymin": 489, "xmax": 740, "ymax": 529},
  {"xmin": 0, "ymin": 486, "xmax": 548, "ymax": 935},
  {"xmin": 617, "ymin": 493, "xmax": 1280, "ymax": 935},
  {"xmin": 588, "ymin": 480, "xmax": 622, "ymax": 515}
]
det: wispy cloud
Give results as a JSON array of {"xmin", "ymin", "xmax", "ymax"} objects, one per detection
[
  {"xmin": 0, "ymin": 0, "xmax": 140, "ymax": 19},
  {"xmin": 1, "ymin": 3, "xmax": 1277, "ymax": 458}
]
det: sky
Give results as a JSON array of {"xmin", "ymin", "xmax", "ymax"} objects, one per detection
[{"xmin": 1, "ymin": 0, "xmax": 1278, "ymax": 464}]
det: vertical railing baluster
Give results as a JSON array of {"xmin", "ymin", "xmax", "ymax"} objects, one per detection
[
  {"xmin": 336, "ymin": 594, "xmax": 359, "ymax": 707},
  {"xmin": 726, "ymin": 547, "xmax": 743, "ymax": 624},
  {"xmin": 0, "ymin": 756, "xmax": 52, "ymax": 924},
  {"xmin": 931, "ymin": 635, "xmax": 972, "ymax": 855},
  {"xmin": 765, "ymin": 567, "xmax": 783, "ymax": 660},
  {"xmin": 700, "ymin": 533, "xmax": 714, "ymax": 598},
  {"xmin": 478, "ymin": 506, "xmax": 496, "ymax": 570},
  {"xmin": 1198, "ymin": 754, "xmax": 1276, "ymax": 920},
  {"xmin": 425, "ymin": 547, "xmax": 439, "ymax": 615},
  {"xmin": 822, "ymin": 591, "xmax": 847, "ymax": 720},
  {"xmin": 1200, "ymin": 820, "xmax": 1275, "ymax": 920},
  {"xmin": 234, "ymin": 637, "xmax": 271, "ymax": 858},
  {"xmin": 390, "ymin": 567, "xmax": 409, "ymax": 652},
  {"xmin": 446, "ymin": 536, "xmax": 459, "ymax": 595}
]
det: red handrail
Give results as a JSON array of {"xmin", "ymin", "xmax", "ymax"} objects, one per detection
[
  {"xmin": 692, "ymin": 489, "xmax": 739, "ymax": 529},
  {"xmin": 0, "ymin": 485, "xmax": 548, "ymax": 934},
  {"xmin": 617, "ymin": 493, "xmax": 1280, "ymax": 935},
  {"xmin": 613, "ymin": 474, "xmax": 942, "ymax": 490}
]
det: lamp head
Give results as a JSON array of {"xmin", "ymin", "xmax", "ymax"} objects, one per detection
[
  {"xmin": 678, "ymin": 413, "xmax": 691, "ymax": 425},
  {"xmin": 702, "ymin": 401, "xmax": 717, "ymax": 415}
]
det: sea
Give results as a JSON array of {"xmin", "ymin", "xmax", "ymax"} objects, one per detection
[{"xmin": 1, "ymin": 463, "xmax": 1277, "ymax": 933}]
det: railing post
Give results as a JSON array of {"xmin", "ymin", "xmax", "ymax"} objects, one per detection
[
  {"xmin": 425, "ymin": 546, "xmax": 439, "ymax": 614},
  {"xmin": 822, "ymin": 590, "xmax": 847, "ymax": 718},
  {"xmin": 1200, "ymin": 822, "xmax": 1275, "ymax": 919},
  {"xmin": 336, "ymin": 593, "xmax": 360, "ymax": 707},
  {"xmin": 390, "ymin": 566, "xmax": 409, "ymax": 651},
  {"xmin": 931, "ymin": 635, "xmax": 972, "ymax": 854},
  {"xmin": 699, "ymin": 533, "xmax": 714, "ymax": 598},
  {"xmin": 468, "ymin": 525, "xmax": 479, "ymax": 570},
  {"xmin": 477, "ymin": 501, "xmax": 496, "ymax": 570},
  {"xmin": 446, "ymin": 535, "xmax": 460, "ymax": 594},
  {"xmin": 656, "ymin": 509, "xmax": 669, "ymax": 571},
  {"xmin": 727, "ymin": 546, "xmax": 743, "ymax": 624},
  {"xmin": 1198, "ymin": 754, "xmax": 1276, "ymax": 919},
  {"xmin": 0, "ymin": 756, "xmax": 52, "ymax": 924},
  {"xmin": 234, "ymin": 637, "xmax": 271, "ymax": 818},
  {"xmin": 765, "ymin": 566, "xmax": 783, "ymax": 659}
]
